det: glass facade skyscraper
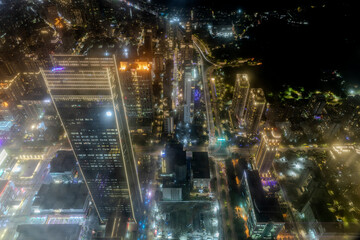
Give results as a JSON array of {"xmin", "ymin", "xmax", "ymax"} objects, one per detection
[{"xmin": 41, "ymin": 55, "xmax": 143, "ymax": 222}]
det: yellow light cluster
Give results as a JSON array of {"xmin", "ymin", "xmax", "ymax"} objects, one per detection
[
  {"xmin": 0, "ymin": 73, "xmax": 20, "ymax": 89},
  {"xmin": 119, "ymin": 62, "xmax": 150, "ymax": 71}
]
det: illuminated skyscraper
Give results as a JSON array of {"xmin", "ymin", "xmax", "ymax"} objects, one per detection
[
  {"xmin": 244, "ymin": 88, "xmax": 266, "ymax": 134},
  {"xmin": 231, "ymin": 74, "xmax": 250, "ymax": 125},
  {"xmin": 183, "ymin": 63, "xmax": 194, "ymax": 123},
  {"xmin": 255, "ymin": 128, "xmax": 281, "ymax": 173},
  {"xmin": 119, "ymin": 61, "xmax": 153, "ymax": 133},
  {"xmin": 41, "ymin": 55, "xmax": 143, "ymax": 222}
]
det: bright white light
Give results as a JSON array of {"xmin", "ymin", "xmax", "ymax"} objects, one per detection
[
  {"xmin": 349, "ymin": 89, "xmax": 355, "ymax": 95},
  {"xmin": 12, "ymin": 166, "xmax": 21, "ymax": 173},
  {"xmin": 106, "ymin": 111, "xmax": 112, "ymax": 117},
  {"xmin": 295, "ymin": 163, "xmax": 301, "ymax": 169}
]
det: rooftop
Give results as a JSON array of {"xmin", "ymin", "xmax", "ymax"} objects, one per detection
[
  {"xmin": 16, "ymin": 224, "xmax": 81, "ymax": 240},
  {"xmin": 191, "ymin": 152, "xmax": 210, "ymax": 179},
  {"xmin": 244, "ymin": 170, "xmax": 284, "ymax": 223},
  {"xmin": 32, "ymin": 183, "xmax": 88, "ymax": 210},
  {"xmin": 236, "ymin": 74, "xmax": 250, "ymax": 88},
  {"xmin": 12, "ymin": 160, "xmax": 40, "ymax": 179},
  {"xmin": 250, "ymin": 88, "xmax": 266, "ymax": 103},
  {"xmin": 262, "ymin": 127, "xmax": 281, "ymax": 145},
  {"xmin": 50, "ymin": 150, "xmax": 76, "ymax": 173},
  {"xmin": 165, "ymin": 142, "xmax": 186, "ymax": 166}
]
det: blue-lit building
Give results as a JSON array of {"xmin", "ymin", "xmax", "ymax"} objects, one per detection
[
  {"xmin": 240, "ymin": 170, "xmax": 284, "ymax": 239},
  {"xmin": 41, "ymin": 55, "xmax": 143, "ymax": 223}
]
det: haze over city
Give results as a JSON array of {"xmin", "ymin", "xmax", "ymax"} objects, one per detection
[{"xmin": 0, "ymin": 0, "xmax": 359, "ymax": 239}]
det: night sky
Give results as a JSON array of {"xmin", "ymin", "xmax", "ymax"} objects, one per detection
[{"xmin": 154, "ymin": 0, "xmax": 360, "ymax": 92}]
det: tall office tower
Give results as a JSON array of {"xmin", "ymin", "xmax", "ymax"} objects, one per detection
[
  {"xmin": 183, "ymin": 63, "xmax": 194, "ymax": 123},
  {"xmin": 244, "ymin": 88, "xmax": 266, "ymax": 134},
  {"xmin": 231, "ymin": 74, "xmax": 250, "ymax": 126},
  {"xmin": 119, "ymin": 61, "xmax": 153, "ymax": 133},
  {"xmin": 179, "ymin": 22, "xmax": 193, "ymax": 63},
  {"xmin": 255, "ymin": 128, "xmax": 281, "ymax": 173},
  {"xmin": 41, "ymin": 55, "xmax": 143, "ymax": 222},
  {"xmin": 163, "ymin": 60, "xmax": 174, "ymax": 135},
  {"xmin": 185, "ymin": 22, "xmax": 192, "ymax": 43},
  {"xmin": 143, "ymin": 28, "xmax": 153, "ymax": 58}
]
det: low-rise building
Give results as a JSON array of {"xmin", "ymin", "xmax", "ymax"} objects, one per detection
[
  {"xmin": 31, "ymin": 183, "xmax": 89, "ymax": 215},
  {"xmin": 301, "ymin": 200, "xmax": 344, "ymax": 240},
  {"xmin": 10, "ymin": 159, "xmax": 41, "ymax": 185},
  {"xmin": 49, "ymin": 150, "xmax": 78, "ymax": 184},
  {"xmin": 191, "ymin": 152, "xmax": 210, "ymax": 189},
  {"xmin": 16, "ymin": 224, "xmax": 82, "ymax": 240},
  {"xmin": 162, "ymin": 187, "xmax": 182, "ymax": 201}
]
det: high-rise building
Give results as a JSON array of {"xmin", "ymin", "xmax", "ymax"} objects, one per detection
[
  {"xmin": 255, "ymin": 128, "xmax": 281, "ymax": 173},
  {"xmin": 240, "ymin": 170, "xmax": 284, "ymax": 239},
  {"xmin": 231, "ymin": 74, "xmax": 250, "ymax": 126},
  {"xmin": 179, "ymin": 22, "xmax": 193, "ymax": 64},
  {"xmin": 41, "ymin": 55, "xmax": 143, "ymax": 222},
  {"xmin": 119, "ymin": 61, "xmax": 153, "ymax": 133},
  {"xmin": 143, "ymin": 28, "xmax": 153, "ymax": 58},
  {"xmin": 244, "ymin": 88, "xmax": 266, "ymax": 134},
  {"xmin": 163, "ymin": 60, "xmax": 174, "ymax": 135},
  {"xmin": 183, "ymin": 63, "xmax": 194, "ymax": 123}
]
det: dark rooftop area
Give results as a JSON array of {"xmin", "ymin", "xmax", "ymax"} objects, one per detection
[
  {"xmin": 165, "ymin": 141, "xmax": 186, "ymax": 166},
  {"xmin": 191, "ymin": 152, "xmax": 210, "ymax": 179},
  {"xmin": 33, "ymin": 183, "xmax": 88, "ymax": 210},
  {"xmin": 16, "ymin": 224, "xmax": 81, "ymax": 240},
  {"xmin": 50, "ymin": 150, "xmax": 76, "ymax": 173},
  {"xmin": 245, "ymin": 170, "xmax": 284, "ymax": 223}
]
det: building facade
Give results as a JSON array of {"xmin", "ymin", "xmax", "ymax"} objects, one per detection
[
  {"xmin": 183, "ymin": 63, "xmax": 194, "ymax": 123},
  {"xmin": 231, "ymin": 74, "xmax": 250, "ymax": 126},
  {"xmin": 255, "ymin": 128, "xmax": 281, "ymax": 173},
  {"xmin": 41, "ymin": 55, "xmax": 143, "ymax": 222},
  {"xmin": 244, "ymin": 88, "xmax": 266, "ymax": 134},
  {"xmin": 119, "ymin": 61, "xmax": 153, "ymax": 133}
]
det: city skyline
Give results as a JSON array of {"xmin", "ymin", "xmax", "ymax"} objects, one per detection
[{"xmin": 0, "ymin": 0, "xmax": 359, "ymax": 239}]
